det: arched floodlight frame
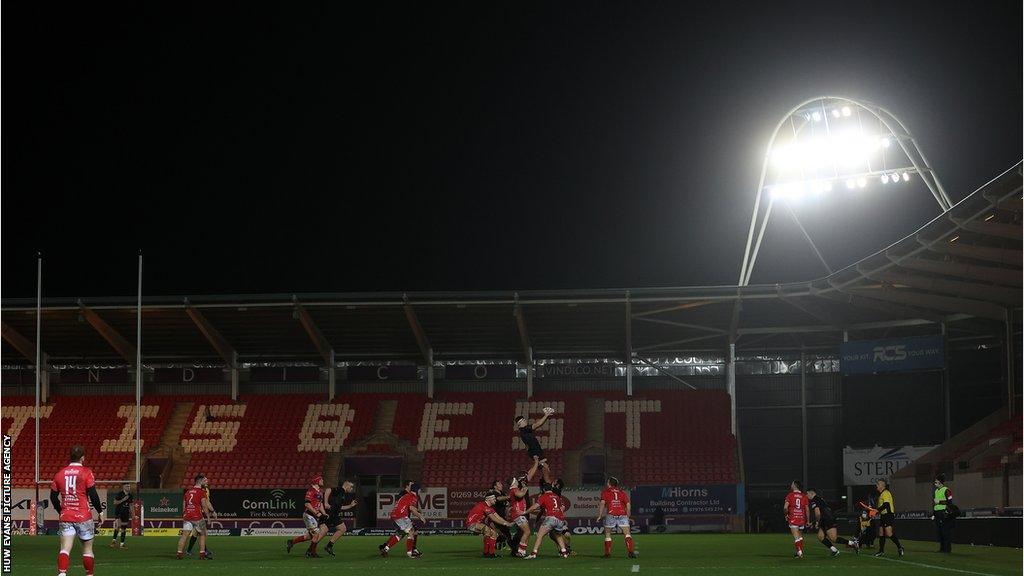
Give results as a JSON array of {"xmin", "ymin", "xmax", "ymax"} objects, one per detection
[{"xmin": 738, "ymin": 95, "xmax": 952, "ymax": 286}]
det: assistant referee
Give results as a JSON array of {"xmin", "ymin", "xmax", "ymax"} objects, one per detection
[
  {"xmin": 933, "ymin": 473, "xmax": 955, "ymax": 553},
  {"xmin": 873, "ymin": 480, "xmax": 904, "ymax": 557}
]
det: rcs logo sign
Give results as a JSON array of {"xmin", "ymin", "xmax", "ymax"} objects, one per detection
[{"xmin": 873, "ymin": 345, "xmax": 907, "ymax": 362}]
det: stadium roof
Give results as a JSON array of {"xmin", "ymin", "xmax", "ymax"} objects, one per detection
[{"xmin": 2, "ymin": 163, "xmax": 1020, "ymax": 366}]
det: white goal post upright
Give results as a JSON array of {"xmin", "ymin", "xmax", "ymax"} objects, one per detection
[{"xmin": 33, "ymin": 253, "xmax": 145, "ymax": 523}]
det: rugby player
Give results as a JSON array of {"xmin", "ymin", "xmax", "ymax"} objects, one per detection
[
  {"xmin": 523, "ymin": 483, "xmax": 569, "ymax": 559},
  {"xmin": 596, "ymin": 477, "xmax": 635, "ymax": 558},
  {"xmin": 783, "ymin": 480, "xmax": 808, "ymax": 558},
  {"xmin": 109, "ymin": 482, "xmax": 133, "ymax": 549},
  {"xmin": 186, "ymin": 478, "xmax": 215, "ymax": 558},
  {"xmin": 506, "ymin": 462, "xmax": 539, "ymax": 558},
  {"xmin": 322, "ymin": 480, "xmax": 359, "ymax": 557},
  {"xmin": 286, "ymin": 474, "xmax": 328, "ymax": 558},
  {"xmin": 806, "ymin": 489, "xmax": 856, "ymax": 556},
  {"xmin": 536, "ymin": 461, "xmax": 574, "ymax": 555},
  {"xmin": 379, "ymin": 482, "xmax": 426, "ymax": 558},
  {"xmin": 176, "ymin": 475, "xmax": 215, "ymax": 560},
  {"xmin": 486, "ymin": 479, "xmax": 513, "ymax": 550},
  {"xmin": 466, "ymin": 493, "xmax": 515, "ymax": 558},
  {"xmin": 515, "ymin": 406, "xmax": 554, "ymax": 464},
  {"xmin": 873, "ymin": 480, "xmax": 904, "ymax": 557},
  {"xmin": 51, "ymin": 445, "xmax": 106, "ymax": 576}
]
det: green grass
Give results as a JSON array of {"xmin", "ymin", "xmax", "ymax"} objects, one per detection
[{"xmin": 10, "ymin": 534, "xmax": 1022, "ymax": 575}]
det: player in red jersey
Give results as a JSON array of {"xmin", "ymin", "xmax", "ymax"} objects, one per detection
[
  {"xmin": 50, "ymin": 445, "xmax": 105, "ymax": 576},
  {"xmin": 287, "ymin": 474, "xmax": 328, "ymax": 558},
  {"xmin": 506, "ymin": 459, "xmax": 540, "ymax": 558},
  {"xmin": 784, "ymin": 480, "xmax": 809, "ymax": 558},
  {"xmin": 176, "ymin": 474, "xmax": 216, "ymax": 559},
  {"xmin": 466, "ymin": 493, "xmax": 515, "ymax": 558},
  {"xmin": 523, "ymin": 485, "xmax": 569, "ymax": 559},
  {"xmin": 597, "ymin": 476, "xmax": 635, "ymax": 558},
  {"xmin": 379, "ymin": 482, "xmax": 426, "ymax": 558}
]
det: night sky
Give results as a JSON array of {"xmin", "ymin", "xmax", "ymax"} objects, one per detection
[{"xmin": 4, "ymin": 1, "xmax": 1020, "ymax": 298}]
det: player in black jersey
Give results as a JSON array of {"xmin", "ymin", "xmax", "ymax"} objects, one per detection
[
  {"xmin": 109, "ymin": 483, "xmax": 133, "ymax": 549},
  {"xmin": 486, "ymin": 480, "xmax": 514, "ymax": 550},
  {"xmin": 322, "ymin": 480, "xmax": 359, "ymax": 557},
  {"xmin": 515, "ymin": 407, "xmax": 554, "ymax": 464},
  {"xmin": 806, "ymin": 489, "xmax": 857, "ymax": 557}
]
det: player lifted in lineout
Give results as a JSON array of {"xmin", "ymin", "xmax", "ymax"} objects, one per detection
[
  {"xmin": 379, "ymin": 483, "xmax": 426, "ymax": 558},
  {"xmin": 783, "ymin": 480, "xmax": 809, "ymax": 558},
  {"xmin": 465, "ymin": 493, "xmax": 515, "ymax": 558},
  {"xmin": 287, "ymin": 474, "xmax": 328, "ymax": 558},
  {"xmin": 515, "ymin": 406, "xmax": 555, "ymax": 464},
  {"xmin": 51, "ymin": 445, "xmax": 106, "ymax": 576}
]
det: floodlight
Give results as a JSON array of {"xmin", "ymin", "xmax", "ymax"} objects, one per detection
[
  {"xmin": 831, "ymin": 108, "xmax": 841, "ymax": 118},
  {"xmin": 856, "ymin": 177, "xmax": 867, "ymax": 188},
  {"xmin": 880, "ymin": 175, "xmax": 889, "ymax": 184},
  {"xmin": 880, "ymin": 137, "xmax": 891, "ymax": 148},
  {"xmin": 902, "ymin": 172, "xmax": 911, "ymax": 182},
  {"xmin": 841, "ymin": 106, "xmax": 852, "ymax": 117},
  {"xmin": 845, "ymin": 179, "xmax": 856, "ymax": 189},
  {"xmin": 811, "ymin": 111, "xmax": 822, "ymax": 122}
]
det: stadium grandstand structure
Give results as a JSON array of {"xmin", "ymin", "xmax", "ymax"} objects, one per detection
[
  {"xmin": 1, "ymin": 389, "xmax": 737, "ymax": 489},
  {"xmin": 1, "ymin": 162, "xmax": 1020, "ymax": 529}
]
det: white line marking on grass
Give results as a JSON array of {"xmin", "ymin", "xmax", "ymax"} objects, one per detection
[
  {"xmin": 631, "ymin": 564, "xmax": 640, "ymax": 572},
  {"xmin": 869, "ymin": 555, "xmax": 1001, "ymax": 576}
]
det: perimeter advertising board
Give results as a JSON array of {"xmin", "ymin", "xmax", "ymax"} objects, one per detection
[{"xmin": 631, "ymin": 485, "xmax": 739, "ymax": 515}]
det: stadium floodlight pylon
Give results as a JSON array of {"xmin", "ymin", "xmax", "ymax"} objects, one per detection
[{"xmin": 737, "ymin": 95, "xmax": 951, "ymax": 286}]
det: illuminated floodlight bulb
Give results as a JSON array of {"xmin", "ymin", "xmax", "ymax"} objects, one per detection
[
  {"xmin": 845, "ymin": 179, "xmax": 856, "ymax": 189},
  {"xmin": 857, "ymin": 177, "xmax": 867, "ymax": 188},
  {"xmin": 832, "ymin": 108, "xmax": 841, "ymax": 118},
  {"xmin": 880, "ymin": 175, "xmax": 889, "ymax": 184},
  {"xmin": 902, "ymin": 172, "xmax": 911, "ymax": 182},
  {"xmin": 769, "ymin": 187, "xmax": 781, "ymax": 200},
  {"xmin": 880, "ymin": 137, "xmax": 891, "ymax": 148},
  {"xmin": 841, "ymin": 106, "xmax": 852, "ymax": 117},
  {"xmin": 811, "ymin": 111, "xmax": 822, "ymax": 122}
]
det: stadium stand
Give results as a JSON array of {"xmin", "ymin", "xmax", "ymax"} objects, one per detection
[
  {"xmin": 2, "ymin": 389, "xmax": 740, "ymax": 489},
  {"xmin": 2, "ymin": 395, "xmax": 175, "ymax": 487}
]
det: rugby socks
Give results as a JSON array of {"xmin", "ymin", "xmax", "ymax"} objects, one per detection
[
  {"xmin": 111, "ymin": 529, "xmax": 119, "ymax": 543},
  {"xmin": 878, "ymin": 536, "xmax": 887, "ymax": 553},
  {"xmin": 604, "ymin": 537, "xmax": 612, "ymax": 555},
  {"xmin": 890, "ymin": 535, "xmax": 902, "ymax": 549},
  {"xmin": 406, "ymin": 536, "xmax": 415, "ymax": 552},
  {"xmin": 121, "ymin": 528, "xmax": 127, "ymax": 544},
  {"xmin": 518, "ymin": 541, "xmax": 528, "ymax": 555},
  {"xmin": 410, "ymin": 535, "xmax": 418, "ymax": 550},
  {"xmin": 794, "ymin": 537, "xmax": 803, "ymax": 555},
  {"xmin": 822, "ymin": 537, "xmax": 837, "ymax": 553},
  {"xmin": 83, "ymin": 553, "xmax": 95, "ymax": 576},
  {"xmin": 384, "ymin": 534, "xmax": 400, "ymax": 550},
  {"xmin": 486, "ymin": 536, "xmax": 497, "ymax": 555},
  {"xmin": 57, "ymin": 550, "xmax": 70, "ymax": 573},
  {"xmin": 625, "ymin": 535, "xmax": 634, "ymax": 554},
  {"xmin": 290, "ymin": 534, "xmax": 310, "ymax": 545}
]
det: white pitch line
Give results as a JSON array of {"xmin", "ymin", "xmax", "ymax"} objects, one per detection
[
  {"xmin": 869, "ymin": 554, "xmax": 1002, "ymax": 576},
  {"xmin": 631, "ymin": 564, "xmax": 640, "ymax": 572}
]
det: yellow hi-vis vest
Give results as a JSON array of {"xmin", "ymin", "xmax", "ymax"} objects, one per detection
[{"xmin": 933, "ymin": 486, "xmax": 949, "ymax": 511}]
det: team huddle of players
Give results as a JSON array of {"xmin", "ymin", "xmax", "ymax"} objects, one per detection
[{"xmin": 783, "ymin": 479, "xmax": 905, "ymax": 559}]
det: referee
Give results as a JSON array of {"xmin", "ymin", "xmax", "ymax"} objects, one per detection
[
  {"xmin": 932, "ymin": 473, "xmax": 955, "ymax": 553},
  {"xmin": 873, "ymin": 480, "xmax": 904, "ymax": 557}
]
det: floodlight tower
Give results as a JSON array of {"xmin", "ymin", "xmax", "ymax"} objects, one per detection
[{"xmin": 738, "ymin": 96, "xmax": 951, "ymax": 286}]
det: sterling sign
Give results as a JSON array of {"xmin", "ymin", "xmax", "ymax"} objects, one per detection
[{"xmin": 842, "ymin": 445, "xmax": 937, "ymax": 485}]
